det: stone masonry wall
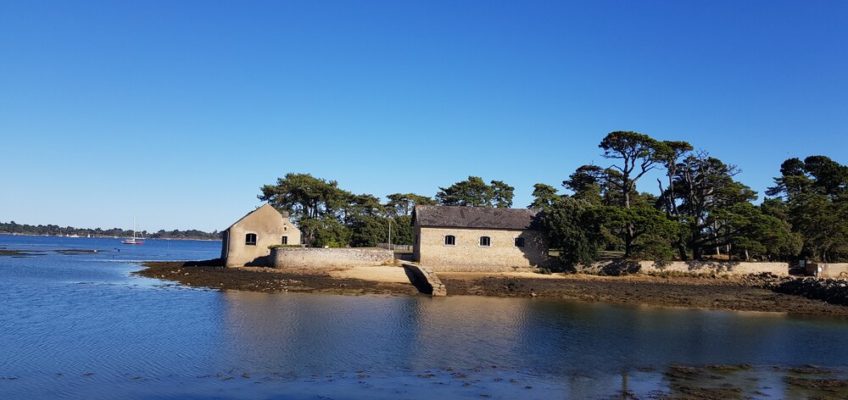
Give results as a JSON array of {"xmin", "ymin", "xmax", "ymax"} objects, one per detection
[
  {"xmin": 415, "ymin": 227, "xmax": 551, "ymax": 272},
  {"xmin": 272, "ymin": 247, "xmax": 394, "ymax": 270},
  {"xmin": 807, "ymin": 263, "xmax": 848, "ymax": 279},
  {"xmin": 578, "ymin": 260, "xmax": 789, "ymax": 276}
]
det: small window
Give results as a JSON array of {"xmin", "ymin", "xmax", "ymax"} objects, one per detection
[
  {"xmin": 281, "ymin": 236, "xmax": 288, "ymax": 245},
  {"xmin": 480, "ymin": 236, "xmax": 491, "ymax": 247},
  {"xmin": 444, "ymin": 235, "xmax": 456, "ymax": 246},
  {"xmin": 514, "ymin": 237, "xmax": 525, "ymax": 247},
  {"xmin": 245, "ymin": 233, "xmax": 257, "ymax": 246}
]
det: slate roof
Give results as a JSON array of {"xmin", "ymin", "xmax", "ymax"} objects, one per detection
[{"xmin": 413, "ymin": 205, "xmax": 541, "ymax": 231}]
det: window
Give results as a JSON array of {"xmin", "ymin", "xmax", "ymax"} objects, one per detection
[
  {"xmin": 281, "ymin": 236, "xmax": 288, "ymax": 245},
  {"xmin": 514, "ymin": 237, "xmax": 525, "ymax": 248},
  {"xmin": 245, "ymin": 233, "xmax": 257, "ymax": 246},
  {"xmin": 444, "ymin": 235, "xmax": 456, "ymax": 246},
  {"xmin": 480, "ymin": 236, "xmax": 491, "ymax": 247}
]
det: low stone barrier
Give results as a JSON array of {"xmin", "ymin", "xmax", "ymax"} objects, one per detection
[
  {"xmin": 807, "ymin": 263, "xmax": 848, "ymax": 279},
  {"xmin": 640, "ymin": 261, "xmax": 789, "ymax": 276},
  {"xmin": 271, "ymin": 247, "xmax": 394, "ymax": 270},
  {"xmin": 427, "ymin": 264, "xmax": 539, "ymax": 273},
  {"xmin": 577, "ymin": 260, "xmax": 790, "ymax": 276},
  {"xmin": 402, "ymin": 262, "xmax": 447, "ymax": 296}
]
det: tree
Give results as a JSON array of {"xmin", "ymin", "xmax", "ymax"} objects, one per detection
[
  {"xmin": 540, "ymin": 197, "xmax": 606, "ymax": 270},
  {"xmin": 598, "ymin": 131, "xmax": 665, "ymax": 256},
  {"xmin": 529, "ymin": 183, "xmax": 560, "ymax": 209},
  {"xmin": 599, "ymin": 131, "xmax": 664, "ymax": 209},
  {"xmin": 563, "ymin": 165, "xmax": 606, "ymax": 205},
  {"xmin": 258, "ymin": 173, "xmax": 349, "ymax": 221},
  {"xmin": 655, "ymin": 140, "xmax": 693, "ymax": 215},
  {"xmin": 767, "ymin": 156, "xmax": 848, "ymax": 262},
  {"xmin": 490, "ymin": 180, "xmax": 515, "ymax": 208},
  {"xmin": 671, "ymin": 154, "xmax": 757, "ymax": 259},
  {"xmin": 604, "ymin": 200, "xmax": 679, "ymax": 264},
  {"xmin": 296, "ymin": 216, "xmax": 351, "ymax": 248},
  {"xmin": 436, "ymin": 177, "xmax": 514, "ymax": 208},
  {"xmin": 391, "ymin": 215, "xmax": 414, "ymax": 245},
  {"xmin": 385, "ymin": 193, "xmax": 435, "ymax": 217},
  {"xmin": 713, "ymin": 202, "xmax": 801, "ymax": 261},
  {"xmin": 348, "ymin": 214, "xmax": 388, "ymax": 247}
]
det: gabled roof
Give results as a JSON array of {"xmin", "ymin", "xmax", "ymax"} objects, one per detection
[
  {"xmin": 225, "ymin": 204, "xmax": 289, "ymax": 230},
  {"xmin": 413, "ymin": 205, "xmax": 541, "ymax": 230}
]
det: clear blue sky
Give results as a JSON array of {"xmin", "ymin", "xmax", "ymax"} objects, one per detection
[{"xmin": 1, "ymin": 1, "xmax": 846, "ymax": 232}]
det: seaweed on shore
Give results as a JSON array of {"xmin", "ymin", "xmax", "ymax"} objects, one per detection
[
  {"xmin": 0, "ymin": 249, "xmax": 47, "ymax": 257},
  {"xmin": 54, "ymin": 249, "xmax": 103, "ymax": 255}
]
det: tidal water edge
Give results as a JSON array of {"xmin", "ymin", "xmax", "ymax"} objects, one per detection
[{"xmin": 2, "ymin": 235, "xmax": 848, "ymax": 399}]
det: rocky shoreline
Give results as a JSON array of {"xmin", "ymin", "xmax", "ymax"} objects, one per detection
[
  {"xmin": 135, "ymin": 261, "xmax": 848, "ymax": 317},
  {"xmin": 768, "ymin": 277, "xmax": 848, "ymax": 306}
]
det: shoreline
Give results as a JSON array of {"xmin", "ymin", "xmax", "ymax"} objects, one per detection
[
  {"xmin": 135, "ymin": 261, "xmax": 848, "ymax": 317},
  {"xmin": 0, "ymin": 233, "xmax": 221, "ymax": 242},
  {"xmin": 134, "ymin": 260, "xmax": 848, "ymax": 317}
]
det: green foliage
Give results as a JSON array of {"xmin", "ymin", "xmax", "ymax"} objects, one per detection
[
  {"xmin": 258, "ymin": 173, "xmax": 349, "ymax": 221},
  {"xmin": 767, "ymin": 155, "xmax": 848, "ymax": 262},
  {"xmin": 718, "ymin": 202, "xmax": 802, "ymax": 261},
  {"xmin": 529, "ymin": 183, "xmax": 560, "ymax": 209},
  {"xmin": 436, "ymin": 176, "xmax": 515, "ymax": 208},
  {"xmin": 540, "ymin": 198, "xmax": 606, "ymax": 270},
  {"xmin": 258, "ymin": 146, "xmax": 848, "ymax": 264},
  {"xmin": 385, "ymin": 193, "xmax": 435, "ymax": 216},
  {"xmin": 670, "ymin": 154, "xmax": 758, "ymax": 259},
  {"xmin": 391, "ymin": 215, "xmax": 414, "ymax": 245},
  {"xmin": 603, "ymin": 202, "xmax": 679, "ymax": 264},
  {"xmin": 0, "ymin": 221, "xmax": 219, "ymax": 240},
  {"xmin": 598, "ymin": 131, "xmax": 668, "ymax": 256},
  {"xmin": 347, "ymin": 215, "xmax": 388, "ymax": 247},
  {"xmin": 563, "ymin": 165, "xmax": 606, "ymax": 205},
  {"xmin": 490, "ymin": 180, "xmax": 515, "ymax": 208},
  {"xmin": 260, "ymin": 174, "xmax": 420, "ymax": 248},
  {"xmin": 299, "ymin": 216, "xmax": 351, "ymax": 248}
]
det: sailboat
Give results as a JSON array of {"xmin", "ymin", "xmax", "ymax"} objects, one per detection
[{"xmin": 122, "ymin": 217, "xmax": 145, "ymax": 245}]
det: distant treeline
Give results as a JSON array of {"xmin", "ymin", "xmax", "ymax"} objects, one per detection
[
  {"xmin": 0, "ymin": 221, "xmax": 221, "ymax": 240},
  {"xmin": 260, "ymin": 131, "xmax": 848, "ymax": 267}
]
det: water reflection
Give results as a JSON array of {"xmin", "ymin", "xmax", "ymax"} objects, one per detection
[
  {"xmin": 218, "ymin": 290, "xmax": 848, "ymax": 380},
  {"xmin": 5, "ymin": 235, "xmax": 848, "ymax": 399}
]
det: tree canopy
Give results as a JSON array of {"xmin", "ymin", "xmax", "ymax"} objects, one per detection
[
  {"xmin": 435, "ymin": 176, "xmax": 515, "ymax": 208},
  {"xmin": 258, "ymin": 142, "xmax": 848, "ymax": 265},
  {"xmin": 536, "ymin": 131, "xmax": 844, "ymax": 270},
  {"xmin": 259, "ymin": 173, "xmax": 433, "ymax": 248}
]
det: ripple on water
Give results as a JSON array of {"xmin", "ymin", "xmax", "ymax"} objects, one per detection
[{"xmin": 3, "ymin": 236, "xmax": 848, "ymax": 399}]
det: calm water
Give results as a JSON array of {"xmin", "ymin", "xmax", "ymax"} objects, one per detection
[{"xmin": 2, "ymin": 235, "xmax": 848, "ymax": 399}]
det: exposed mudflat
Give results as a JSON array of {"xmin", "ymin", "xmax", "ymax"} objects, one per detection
[
  {"xmin": 440, "ymin": 273, "xmax": 848, "ymax": 317},
  {"xmin": 136, "ymin": 261, "xmax": 420, "ymax": 296}
]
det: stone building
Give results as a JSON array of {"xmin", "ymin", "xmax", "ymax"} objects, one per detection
[
  {"xmin": 412, "ymin": 205, "xmax": 550, "ymax": 271},
  {"xmin": 221, "ymin": 204, "xmax": 301, "ymax": 267}
]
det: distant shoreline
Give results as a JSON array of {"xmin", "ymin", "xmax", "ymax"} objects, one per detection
[{"xmin": 0, "ymin": 233, "xmax": 221, "ymax": 242}]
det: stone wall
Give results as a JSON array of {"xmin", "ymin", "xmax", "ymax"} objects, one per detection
[
  {"xmin": 271, "ymin": 247, "xmax": 394, "ymax": 270},
  {"xmin": 414, "ymin": 226, "xmax": 551, "ymax": 272},
  {"xmin": 578, "ymin": 260, "xmax": 790, "ymax": 276},
  {"xmin": 807, "ymin": 263, "xmax": 848, "ymax": 279}
]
